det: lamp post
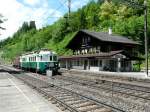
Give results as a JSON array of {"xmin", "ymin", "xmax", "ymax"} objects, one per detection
[{"xmin": 144, "ymin": 0, "xmax": 148, "ymax": 76}]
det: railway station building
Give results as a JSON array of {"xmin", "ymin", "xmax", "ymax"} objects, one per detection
[{"xmin": 59, "ymin": 29, "xmax": 143, "ymax": 72}]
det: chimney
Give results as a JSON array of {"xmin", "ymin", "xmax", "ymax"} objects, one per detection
[{"xmin": 108, "ymin": 27, "xmax": 112, "ymax": 35}]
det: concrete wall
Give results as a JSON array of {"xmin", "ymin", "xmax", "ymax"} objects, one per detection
[
  {"xmin": 72, "ymin": 66, "xmax": 84, "ymax": 70},
  {"xmin": 90, "ymin": 67, "xmax": 99, "ymax": 71}
]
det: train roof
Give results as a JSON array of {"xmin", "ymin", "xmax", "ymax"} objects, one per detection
[{"xmin": 20, "ymin": 49, "xmax": 57, "ymax": 57}]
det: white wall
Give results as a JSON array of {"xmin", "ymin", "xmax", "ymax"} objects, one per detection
[
  {"xmin": 72, "ymin": 66, "xmax": 84, "ymax": 70},
  {"xmin": 90, "ymin": 67, "xmax": 99, "ymax": 71}
]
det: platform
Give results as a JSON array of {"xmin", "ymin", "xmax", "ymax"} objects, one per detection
[
  {"xmin": 61, "ymin": 68, "xmax": 150, "ymax": 79},
  {"xmin": 0, "ymin": 72, "xmax": 62, "ymax": 112}
]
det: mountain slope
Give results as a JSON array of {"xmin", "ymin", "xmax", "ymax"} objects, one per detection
[{"xmin": 0, "ymin": 0, "xmax": 149, "ymax": 62}]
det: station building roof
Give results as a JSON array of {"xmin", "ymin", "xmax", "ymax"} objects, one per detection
[{"xmin": 67, "ymin": 30, "xmax": 139, "ymax": 48}]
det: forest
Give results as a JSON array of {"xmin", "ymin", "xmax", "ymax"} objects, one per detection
[{"xmin": 0, "ymin": 0, "xmax": 150, "ymax": 65}]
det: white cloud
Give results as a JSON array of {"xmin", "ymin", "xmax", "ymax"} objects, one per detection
[
  {"xmin": 0, "ymin": 0, "xmax": 90, "ymax": 40},
  {"xmin": 0, "ymin": 0, "xmax": 62, "ymax": 40},
  {"xmin": 23, "ymin": 0, "xmax": 41, "ymax": 6},
  {"xmin": 72, "ymin": 0, "xmax": 89, "ymax": 10}
]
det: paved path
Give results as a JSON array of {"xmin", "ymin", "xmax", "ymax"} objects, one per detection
[{"xmin": 0, "ymin": 72, "xmax": 62, "ymax": 112}]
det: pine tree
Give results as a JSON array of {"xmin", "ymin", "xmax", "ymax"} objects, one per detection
[{"xmin": 29, "ymin": 21, "xmax": 36, "ymax": 29}]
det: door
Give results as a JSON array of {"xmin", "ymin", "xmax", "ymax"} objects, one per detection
[
  {"xmin": 109, "ymin": 60, "xmax": 117, "ymax": 72},
  {"xmin": 84, "ymin": 60, "xmax": 87, "ymax": 70}
]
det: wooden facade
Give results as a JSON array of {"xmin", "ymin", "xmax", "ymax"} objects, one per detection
[{"xmin": 59, "ymin": 30, "xmax": 142, "ymax": 72}]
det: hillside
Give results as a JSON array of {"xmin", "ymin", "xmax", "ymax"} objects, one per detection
[{"xmin": 0, "ymin": 0, "xmax": 149, "ymax": 62}]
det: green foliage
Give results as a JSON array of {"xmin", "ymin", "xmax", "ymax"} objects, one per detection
[
  {"xmin": 0, "ymin": 0, "xmax": 150, "ymax": 63},
  {"xmin": 133, "ymin": 62, "xmax": 142, "ymax": 72}
]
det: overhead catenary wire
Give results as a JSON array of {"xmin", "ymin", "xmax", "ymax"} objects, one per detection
[
  {"xmin": 43, "ymin": 0, "xmax": 68, "ymax": 25},
  {"xmin": 43, "ymin": 0, "xmax": 95, "ymax": 27}
]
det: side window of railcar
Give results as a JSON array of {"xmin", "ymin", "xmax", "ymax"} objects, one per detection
[
  {"xmin": 22, "ymin": 58, "xmax": 26, "ymax": 62},
  {"xmin": 43, "ymin": 55, "xmax": 48, "ymax": 61}
]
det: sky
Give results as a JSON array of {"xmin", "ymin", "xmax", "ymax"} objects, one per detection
[{"xmin": 0, "ymin": 0, "xmax": 90, "ymax": 40}]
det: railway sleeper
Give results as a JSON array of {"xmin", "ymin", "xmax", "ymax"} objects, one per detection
[
  {"xmin": 63, "ymin": 98, "xmax": 80, "ymax": 102},
  {"xmin": 72, "ymin": 102, "xmax": 95, "ymax": 108},
  {"xmin": 42, "ymin": 89, "xmax": 66, "ymax": 94},
  {"xmin": 54, "ymin": 92, "xmax": 72, "ymax": 96},
  {"xmin": 54, "ymin": 94, "xmax": 72, "ymax": 97},
  {"xmin": 133, "ymin": 92, "xmax": 146, "ymax": 96},
  {"xmin": 54, "ymin": 101, "xmax": 68, "ymax": 111},
  {"xmin": 88, "ymin": 108, "xmax": 112, "ymax": 112},
  {"xmin": 67, "ymin": 100, "xmax": 87, "ymax": 105},
  {"xmin": 77, "ymin": 104, "xmax": 99, "ymax": 112},
  {"xmin": 51, "ymin": 99, "xmax": 57, "ymax": 104},
  {"xmin": 57, "ymin": 102, "xmax": 77, "ymax": 112},
  {"xmin": 42, "ymin": 89, "xmax": 67, "ymax": 95},
  {"xmin": 57, "ymin": 96, "xmax": 75, "ymax": 100},
  {"xmin": 141, "ymin": 94, "xmax": 150, "ymax": 99},
  {"xmin": 59, "ymin": 106, "xmax": 67, "ymax": 111}
]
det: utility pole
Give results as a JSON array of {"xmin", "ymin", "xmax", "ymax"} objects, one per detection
[
  {"xmin": 144, "ymin": 0, "xmax": 148, "ymax": 76},
  {"xmin": 112, "ymin": 0, "xmax": 149, "ymax": 76},
  {"xmin": 68, "ymin": 0, "xmax": 71, "ymax": 19}
]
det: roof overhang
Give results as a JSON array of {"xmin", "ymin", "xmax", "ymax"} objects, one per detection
[{"xmin": 59, "ymin": 50, "xmax": 144, "ymax": 61}]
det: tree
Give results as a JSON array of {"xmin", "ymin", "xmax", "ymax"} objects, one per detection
[
  {"xmin": 0, "ymin": 14, "xmax": 6, "ymax": 30},
  {"xmin": 20, "ymin": 22, "xmax": 29, "ymax": 32},
  {"xmin": 0, "ymin": 0, "xmax": 150, "ymax": 62},
  {"xmin": 29, "ymin": 21, "xmax": 36, "ymax": 29},
  {"xmin": 97, "ymin": 0, "xmax": 104, "ymax": 4}
]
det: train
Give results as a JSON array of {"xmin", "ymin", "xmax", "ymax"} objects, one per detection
[{"xmin": 13, "ymin": 49, "xmax": 59, "ymax": 75}]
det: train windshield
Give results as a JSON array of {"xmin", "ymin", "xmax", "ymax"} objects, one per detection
[{"xmin": 53, "ymin": 56, "xmax": 57, "ymax": 61}]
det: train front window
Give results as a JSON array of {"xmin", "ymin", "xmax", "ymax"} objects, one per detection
[
  {"xmin": 53, "ymin": 56, "xmax": 57, "ymax": 61},
  {"xmin": 22, "ymin": 58, "xmax": 26, "ymax": 62},
  {"xmin": 40, "ymin": 56, "xmax": 42, "ymax": 61},
  {"xmin": 50, "ymin": 56, "xmax": 52, "ymax": 61}
]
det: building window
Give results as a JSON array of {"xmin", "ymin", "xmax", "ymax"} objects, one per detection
[
  {"xmin": 82, "ymin": 37, "xmax": 84, "ymax": 43},
  {"xmin": 88, "ymin": 37, "xmax": 91, "ymax": 42},
  {"xmin": 85, "ymin": 37, "xmax": 87, "ymax": 44},
  {"xmin": 90, "ymin": 59, "xmax": 98, "ymax": 67},
  {"xmin": 99, "ymin": 60, "xmax": 102, "ymax": 67},
  {"xmin": 73, "ymin": 60, "xmax": 81, "ymax": 66}
]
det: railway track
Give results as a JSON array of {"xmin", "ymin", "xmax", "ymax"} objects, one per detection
[
  {"xmin": 1, "ymin": 65, "xmax": 150, "ymax": 111},
  {"xmin": 55, "ymin": 75, "xmax": 150, "ymax": 102},
  {"xmin": 61, "ymin": 70, "xmax": 150, "ymax": 85},
  {"xmin": 11, "ymin": 73, "xmax": 125, "ymax": 112},
  {"xmin": 14, "ymin": 73, "xmax": 148, "ymax": 111}
]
